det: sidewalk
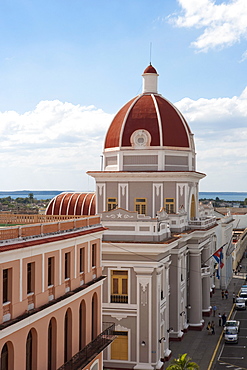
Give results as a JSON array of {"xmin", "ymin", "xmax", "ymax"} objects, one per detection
[{"xmin": 165, "ymin": 257, "xmax": 247, "ymax": 370}]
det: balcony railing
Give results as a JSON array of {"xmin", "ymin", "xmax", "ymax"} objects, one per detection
[
  {"xmin": 188, "ymin": 217, "xmax": 217, "ymax": 230},
  {"xmin": 58, "ymin": 323, "xmax": 115, "ymax": 370},
  {"xmin": 110, "ymin": 294, "xmax": 128, "ymax": 303}
]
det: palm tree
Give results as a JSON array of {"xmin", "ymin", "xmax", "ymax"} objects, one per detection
[
  {"xmin": 166, "ymin": 353, "xmax": 199, "ymax": 370},
  {"xmin": 28, "ymin": 193, "xmax": 34, "ymax": 203}
]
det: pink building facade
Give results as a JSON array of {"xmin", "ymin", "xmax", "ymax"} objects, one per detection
[{"xmin": 0, "ymin": 216, "xmax": 114, "ymax": 370}]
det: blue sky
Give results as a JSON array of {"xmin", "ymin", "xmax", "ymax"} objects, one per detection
[{"xmin": 1, "ymin": 0, "xmax": 247, "ymax": 192}]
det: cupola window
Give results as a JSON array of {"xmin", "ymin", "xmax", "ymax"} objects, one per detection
[
  {"xmin": 165, "ymin": 198, "xmax": 175, "ymax": 214},
  {"xmin": 135, "ymin": 198, "xmax": 147, "ymax": 215},
  {"xmin": 107, "ymin": 198, "xmax": 117, "ymax": 211}
]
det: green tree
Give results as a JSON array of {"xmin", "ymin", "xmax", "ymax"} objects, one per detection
[
  {"xmin": 28, "ymin": 193, "xmax": 34, "ymax": 203},
  {"xmin": 244, "ymin": 198, "xmax": 247, "ymax": 205},
  {"xmin": 166, "ymin": 353, "xmax": 199, "ymax": 370}
]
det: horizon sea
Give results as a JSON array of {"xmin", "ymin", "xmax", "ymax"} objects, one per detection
[{"xmin": 0, "ymin": 190, "xmax": 247, "ymax": 202}]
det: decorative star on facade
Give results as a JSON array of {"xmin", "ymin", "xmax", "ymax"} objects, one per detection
[{"xmin": 116, "ymin": 212, "xmax": 122, "ymax": 218}]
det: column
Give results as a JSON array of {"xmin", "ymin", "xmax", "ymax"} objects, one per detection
[
  {"xmin": 169, "ymin": 254, "xmax": 184, "ymax": 339},
  {"xmin": 202, "ymin": 244, "xmax": 211, "ymax": 315},
  {"xmin": 188, "ymin": 250, "xmax": 203, "ymax": 328}
]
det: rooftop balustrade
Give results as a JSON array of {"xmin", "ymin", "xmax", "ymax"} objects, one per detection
[
  {"xmin": 0, "ymin": 214, "xmax": 101, "ymax": 242},
  {"xmin": 188, "ymin": 217, "xmax": 217, "ymax": 230}
]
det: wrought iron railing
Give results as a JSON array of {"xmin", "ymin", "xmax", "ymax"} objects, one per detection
[
  {"xmin": 58, "ymin": 323, "xmax": 115, "ymax": 370},
  {"xmin": 110, "ymin": 294, "xmax": 128, "ymax": 303}
]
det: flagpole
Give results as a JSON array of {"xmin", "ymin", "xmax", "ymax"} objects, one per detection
[
  {"xmin": 202, "ymin": 243, "xmax": 227, "ymax": 266},
  {"xmin": 201, "ymin": 218, "xmax": 240, "ymax": 266}
]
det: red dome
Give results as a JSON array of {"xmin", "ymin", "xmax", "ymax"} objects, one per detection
[
  {"xmin": 104, "ymin": 94, "xmax": 191, "ymax": 149},
  {"xmin": 46, "ymin": 192, "xmax": 96, "ymax": 216},
  {"xmin": 143, "ymin": 64, "xmax": 157, "ymax": 74}
]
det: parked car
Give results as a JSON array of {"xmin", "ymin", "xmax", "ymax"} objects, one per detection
[
  {"xmin": 224, "ymin": 327, "xmax": 238, "ymax": 343},
  {"xmin": 224, "ymin": 320, "xmax": 240, "ymax": 332},
  {"xmin": 239, "ymin": 292, "xmax": 247, "ymax": 305},
  {"xmin": 235, "ymin": 297, "xmax": 246, "ymax": 310},
  {"xmin": 240, "ymin": 287, "xmax": 247, "ymax": 293}
]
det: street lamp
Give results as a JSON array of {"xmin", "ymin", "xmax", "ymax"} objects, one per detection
[
  {"xmin": 180, "ymin": 305, "xmax": 191, "ymax": 316},
  {"xmin": 158, "ymin": 337, "xmax": 166, "ymax": 343}
]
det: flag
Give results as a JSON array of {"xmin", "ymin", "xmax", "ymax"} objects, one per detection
[{"xmin": 213, "ymin": 247, "xmax": 224, "ymax": 279}]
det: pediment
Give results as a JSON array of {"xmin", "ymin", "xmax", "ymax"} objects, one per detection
[{"xmin": 101, "ymin": 207, "xmax": 138, "ymax": 221}]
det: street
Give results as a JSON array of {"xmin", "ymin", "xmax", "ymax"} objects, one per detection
[{"xmin": 213, "ymin": 308, "xmax": 247, "ymax": 369}]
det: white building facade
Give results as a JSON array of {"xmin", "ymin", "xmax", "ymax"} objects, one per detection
[{"xmin": 88, "ymin": 65, "xmax": 219, "ymax": 370}]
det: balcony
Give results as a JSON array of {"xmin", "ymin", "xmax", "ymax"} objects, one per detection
[
  {"xmin": 188, "ymin": 217, "xmax": 217, "ymax": 230},
  {"xmin": 58, "ymin": 323, "xmax": 115, "ymax": 370},
  {"xmin": 110, "ymin": 294, "xmax": 128, "ymax": 303}
]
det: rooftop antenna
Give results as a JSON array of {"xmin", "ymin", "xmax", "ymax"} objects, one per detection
[{"xmin": 149, "ymin": 42, "xmax": 152, "ymax": 65}]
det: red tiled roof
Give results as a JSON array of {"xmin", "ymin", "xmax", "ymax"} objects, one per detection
[
  {"xmin": 104, "ymin": 94, "xmax": 191, "ymax": 149},
  {"xmin": 46, "ymin": 192, "xmax": 96, "ymax": 216}
]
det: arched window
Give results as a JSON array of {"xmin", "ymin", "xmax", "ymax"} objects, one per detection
[
  {"xmin": 1, "ymin": 342, "xmax": 14, "ymax": 370},
  {"xmin": 91, "ymin": 293, "xmax": 98, "ymax": 340},
  {"xmin": 26, "ymin": 329, "xmax": 37, "ymax": 370},
  {"xmin": 1, "ymin": 343, "xmax": 8, "ymax": 370},
  {"xmin": 48, "ymin": 318, "xmax": 57, "ymax": 370},
  {"xmin": 79, "ymin": 300, "xmax": 86, "ymax": 350},
  {"xmin": 64, "ymin": 309, "xmax": 72, "ymax": 363}
]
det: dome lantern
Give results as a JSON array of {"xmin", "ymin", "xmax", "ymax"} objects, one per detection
[{"xmin": 142, "ymin": 64, "xmax": 159, "ymax": 93}]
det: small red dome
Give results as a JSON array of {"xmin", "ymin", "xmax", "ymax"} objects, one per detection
[
  {"xmin": 143, "ymin": 64, "xmax": 157, "ymax": 74},
  {"xmin": 46, "ymin": 192, "xmax": 96, "ymax": 216}
]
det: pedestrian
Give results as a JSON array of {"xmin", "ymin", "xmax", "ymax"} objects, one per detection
[
  {"xmin": 222, "ymin": 313, "xmax": 227, "ymax": 326},
  {"xmin": 221, "ymin": 289, "xmax": 225, "ymax": 299},
  {"xmin": 218, "ymin": 313, "xmax": 222, "ymax": 326},
  {"xmin": 211, "ymin": 321, "xmax": 215, "ymax": 335},
  {"xmin": 212, "ymin": 305, "xmax": 217, "ymax": 316},
  {"xmin": 225, "ymin": 289, "xmax": 228, "ymax": 299},
  {"xmin": 232, "ymin": 292, "xmax": 236, "ymax": 303},
  {"xmin": 206, "ymin": 321, "xmax": 211, "ymax": 334}
]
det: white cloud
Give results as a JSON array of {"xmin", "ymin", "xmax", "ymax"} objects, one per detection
[
  {"xmin": 240, "ymin": 50, "xmax": 247, "ymax": 62},
  {"xmin": 175, "ymin": 87, "xmax": 247, "ymax": 190},
  {"xmin": 0, "ymin": 100, "xmax": 113, "ymax": 191},
  {"xmin": 168, "ymin": 0, "xmax": 247, "ymax": 52},
  {"xmin": 1, "ymin": 90, "xmax": 247, "ymax": 192}
]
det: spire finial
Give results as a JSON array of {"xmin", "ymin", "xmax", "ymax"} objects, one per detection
[{"xmin": 149, "ymin": 42, "xmax": 152, "ymax": 65}]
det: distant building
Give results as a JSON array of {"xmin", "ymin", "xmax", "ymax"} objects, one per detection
[{"xmin": 0, "ymin": 214, "xmax": 114, "ymax": 370}]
